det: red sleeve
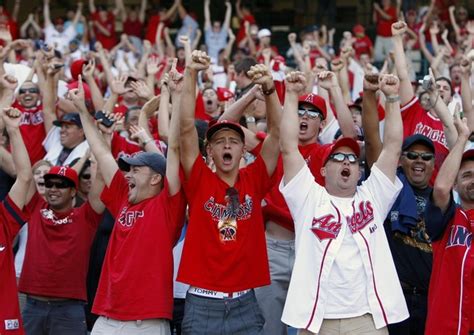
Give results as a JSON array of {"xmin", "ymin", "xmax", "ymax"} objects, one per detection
[
  {"xmin": 77, "ymin": 201, "xmax": 103, "ymax": 229},
  {"xmin": 100, "ymin": 170, "xmax": 128, "ymax": 217},
  {"xmin": 182, "ymin": 156, "xmax": 207, "ymax": 201},
  {"xmin": 1, "ymin": 195, "xmax": 28, "ymax": 242},
  {"xmin": 25, "ymin": 192, "xmax": 41, "ymax": 216},
  {"xmin": 111, "ymin": 132, "xmax": 141, "ymax": 159},
  {"xmin": 244, "ymin": 155, "xmax": 273, "ymax": 199},
  {"xmin": 163, "ymin": 180, "xmax": 187, "ymax": 245}
]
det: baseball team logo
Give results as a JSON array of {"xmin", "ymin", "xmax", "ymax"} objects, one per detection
[{"xmin": 311, "ymin": 214, "xmax": 342, "ymax": 240}]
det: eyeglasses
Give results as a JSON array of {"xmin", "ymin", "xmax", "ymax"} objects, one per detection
[
  {"xmin": 19, "ymin": 87, "xmax": 39, "ymax": 94},
  {"xmin": 45, "ymin": 180, "xmax": 72, "ymax": 189},
  {"xmin": 329, "ymin": 153, "xmax": 358, "ymax": 164},
  {"xmin": 297, "ymin": 108, "xmax": 322, "ymax": 119},
  {"xmin": 81, "ymin": 174, "xmax": 91, "ymax": 180},
  {"xmin": 402, "ymin": 151, "xmax": 434, "ymax": 161}
]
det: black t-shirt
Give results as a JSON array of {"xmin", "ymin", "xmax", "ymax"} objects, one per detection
[{"xmin": 384, "ymin": 184, "xmax": 433, "ymax": 291}]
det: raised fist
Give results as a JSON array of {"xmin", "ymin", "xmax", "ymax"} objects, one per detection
[
  {"xmin": 379, "ymin": 74, "xmax": 400, "ymax": 97},
  {"xmin": 1, "ymin": 107, "xmax": 21, "ymax": 129},
  {"xmin": 363, "ymin": 74, "xmax": 380, "ymax": 92},
  {"xmin": 247, "ymin": 64, "xmax": 274, "ymax": 91},
  {"xmin": 188, "ymin": 50, "xmax": 211, "ymax": 72},
  {"xmin": 318, "ymin": 71, "xmax": 339, "ymax": 90},
  {"xmin": 391, "ymin": 21, "xmax": 407, "ymax": 36},
  {"xmin": 285, "ymin": 71, "xmax": 306, "ymax": 94}
]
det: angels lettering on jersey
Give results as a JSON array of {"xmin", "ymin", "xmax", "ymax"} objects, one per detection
[
  {"xmin": 311, "ymin": 201, "xmax": 374, "ymax": 241},
  {"xmin": 117, "ymin": 207, "xmax": 144, "ymax": 228},
  {"xmin": 204, "ymin": 187, "xmax": 253, "ymax": 242}
]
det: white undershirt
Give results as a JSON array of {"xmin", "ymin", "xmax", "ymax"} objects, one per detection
[{"xmin": 324, "ymin": 195, "xmax": 371, "ymax": 319}]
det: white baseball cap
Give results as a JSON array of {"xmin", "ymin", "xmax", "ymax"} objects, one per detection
[{"xmin": 257, "ymin": 28, "xmax": 272, "ymax": 39}]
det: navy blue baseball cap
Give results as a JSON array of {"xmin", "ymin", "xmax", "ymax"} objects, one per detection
[
  {"xmin": 53, "ymin": 113, "xmax": 82, "ymax": 128},
  {"xmin": 402, "ymin": 134, "xmax": 435, "ymax": 153},
  {"xmin": 118, "ymin": 152, "xmax": 166, "ymax": 176}
]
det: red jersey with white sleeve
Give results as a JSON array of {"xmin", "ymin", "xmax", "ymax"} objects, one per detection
[
  {"xmin": 19, "ymin": 193, "xmax": 102, "ymax": 300},
  {"xmin": 425, "ymin": 197, "xmax": 474, "ymax": 334},
  {"xmin": 263, "ymin": 143, "xmax": 328, "ymax": 232},
  {"xmin": 178, "ymin": 155, "xmax": 272, "ymax": 292},
  {"xmin": 401, "ymin": 97, "xmax": 448, "ymax": 184},
  {"xmin": 92, "ymin": 171, "xmax": 186, "ymax": 320},
  {"xmin": 13, "ymin": 102, "xmax": 46, "ymax": 165},
  {"xmin": 0, "ymin": 196, "xmax": 26, "ymax": 335}
]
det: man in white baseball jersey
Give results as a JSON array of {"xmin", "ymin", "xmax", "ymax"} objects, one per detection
[{"xmin": 279, "ymin": 71, "xmax": 409, "ymax": 334}]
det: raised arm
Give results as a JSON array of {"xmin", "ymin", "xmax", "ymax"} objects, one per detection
[
  {"xmin": 318, "ymin": 70, "xmax": 357, "ymax": 139},
  {"xmin": 179, "ymin": 50, "xmax": 210, "ymax": 177},
  {"xmin": 222, "ymin": 1, "xmax": 232, "ymax": 31},
  {"xmin": 81, "ymin": 58, "xmax": 105, "ymax": 111},
  {"xmin": 449, "ymin": 6, "xmax": 462, "ymax": 42},
  {"xmin": 43, "ymin": 0, "xmax": 52, "ymax": 27},
  {"xmin": 69, "ymin": 77, "xmax": 118, "ymax": 187},
  {"xmin": 139, "ymin": 0, "xmax": 147, "ymax": 23},
  {"xmin": 87, "ymin": 156, "xmax": 105, "ymax": 213},
  {"xmin": 12, "ymin": 0, "xmax": 20, "ymax": 22},
  {"xmin": 3, "ymin": 107, "xmax": 32, "ymax": 210},
  {"xmin": 280, "ymin": 71, "xmax": 307, "ymax": 184},
  {"xmin": 460, "ymin": 57, "xmax": 474, "ymax": 131},
  {"xmin": 89, "ymin": 0, "xmax": 96, "ymax": 14},
  {"xmin": 71, "ymin": 2, "xmax": 84, "ymax": 28},
  {"xmin": 418, "ymin": 23, "xmax": 434, "ymax": 64},
  {"xmin": 166, "ymin": 64, "xmax": 184, "ymax": 195},
  {"xmin": 373, "ymin": 74, "xmax": 403, "ymax": 182},
  {"xmin": 42, "ymin": 60, "xmax": 62, "ymax": 134},
  {"xmin": 362, "ymin": 74, "xmax": 383, "ymax": 168},
  {"xmin": 204, "ymin": 0, "xmax": 211, "ymax": 30},
  {"xmin": 432, "ymin": 115, "xmax": 470, "ymax": 212},
  {"xmin": 161, "ymin": 0, "xmax": 179, "ymax": 21},
  {"xmin": 248, "ymin": 64, "xmax": 281, "ymax": 176},
  {"xmin": 391, "ymin": 21, "xmax": 415, "ymax": 105}
]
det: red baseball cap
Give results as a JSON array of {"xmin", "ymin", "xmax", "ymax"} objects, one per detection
[
  {"xmin": 67, "ymin": 81, "xmax": 92, "ymax": 102},
  {"xmin": 462, "ymin": 149, "xmax": 474, "ymax": 163},
  {"xmin": 206, "ymin": 120, "xmax": 245, "ymax": 142},
  {"xmin": 44, "ymin": 166, "xmax": 79, "ymax": 188},
  {"xmin": 353, "ymin": 24, "xmax": 365, "ymax": 34},
  {"xmin": 298, "ymin": 94, "xmax": 327, "ymax": 120},
  {"xmin": 216, "ymin": 87, "xmax": 235, "ymax": 102},
  {"xmin": 321, "ymin": 137, "xmax": 361, "ymax": 166},
  {"xmin": 70, "ymin": 59, "xmax": 88, "ymax": 81}
]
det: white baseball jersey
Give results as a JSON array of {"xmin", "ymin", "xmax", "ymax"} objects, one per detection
[{"xmin": 279, "ymin": 164, "xmax": 409, "ymax": 333}]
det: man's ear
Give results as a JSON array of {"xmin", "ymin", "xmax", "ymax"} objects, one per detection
[
  {"xmin": 320, "ymin": 166, "xmax": 326, "ymax": 177},
  {"xmin": 150, "ymin": 173, "xmax": 163, "ymax": 186}
]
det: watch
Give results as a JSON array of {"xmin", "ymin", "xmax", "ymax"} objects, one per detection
[{"xmin": 246, "ymin": 116, "xmax": 256, "ymax": 123}]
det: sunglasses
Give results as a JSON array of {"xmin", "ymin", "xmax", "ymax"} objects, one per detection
[
  {"xmin": 19, "ymin": 87, "xmax": 39, "ymax": 94},
  {"xmin": 45, "ymin": 180, "xmax": 72, "ymax": 189},
  {"xmin": 81, "ymin": 174, "xmax": 91, "ymax": 180},
  {"xmin": 329, "ymin": 153, "xmax": 358, "ymax": 164},
  {"xmin": 402, "ymin": 151, "xmax": 434, "ymax": 161},
  {"xmin": 297, "ymin": 108, "xmax": 322, "ymax": 119}
]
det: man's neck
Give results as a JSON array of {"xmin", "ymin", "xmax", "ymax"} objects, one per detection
[{"xmin": 215, "ymin": 168, "xmax": 239, "ymax": 187}]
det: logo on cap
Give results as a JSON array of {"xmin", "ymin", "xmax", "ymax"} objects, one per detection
[{"xmin": 305, "ymin": 94, "xmax": 315, "ymax": 103}]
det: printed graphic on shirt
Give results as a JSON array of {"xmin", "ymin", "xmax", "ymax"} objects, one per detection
[
  {"xmin": 446, "ymin": 225, "xmax": 472, "ymax": 248},
  {"xmin": 413, "ymin": 123, "xmax": 447, "ymax": 148},
  {"xmin": 117, "ymin": 207, "xmax": 144, "ymax": 228},
  {"xmin": 20, "ymin": 110, "xmax": 43, "ymax": 125},
  {"xmin": 0, "ymin": 244, "xmax": 5, "ymax": 251},
  {"xmin": 204, "ymin": 188, "xmax": 253, "ymax": 242},
  {"xmin": 40, "ymin": 209, "xmax": 73, "ymax": 225},
  {"xmin": 311, "ymin": 214, "xmax": 342, "ymax": 240},
  {"xmin": 347, "ymin": 201, "xmax": 374, "ymax": 233},
  {"xmin": 4, "ymin": 319, "xmax": 20, "ymax": 330}
]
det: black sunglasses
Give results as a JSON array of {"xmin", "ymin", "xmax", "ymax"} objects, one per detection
[
  {"xmin": 297, "ymin": 108, "xmax": 322, "ymax": 119},
  {"xmin": 402, "ymin": 151, "xmax": 434, "ymax": 161},
  {"xmin": 329, "ymin": 153, "xmax": 358, "ymax": 164},
  {"xmin": 81, "ymin": 174, "xmax": 91, "ymax": 180},
  {"xmin": 19, "ymin": 87, "xmax": 40, "ymax": 94},
  {"xmin": 45, "ymin": 180, "xmax": 72, "ymax": 189}
]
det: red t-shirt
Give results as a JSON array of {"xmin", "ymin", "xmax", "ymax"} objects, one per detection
[
  {"xmin": 145, "ymin": 15, "xmax": 162, "ymax": 43},
  {"xmin": 19, "ymin": 193, "xmax": 102, "ymax": 300},
  {"xmin": 236, "ymin": 14, "xmax": 256, "ymax": 44},
  {"xmin": 0, "ymin": 196, "xmax": 26, "ymax": 335},
  {"xmin": 353, "ymin": 35, "xmax": 373, "ymax": 58},
  {"xmin": 123, "ymin": 19, "xmax": 143, "ymax": 38},
  {"xmin": 178, "ymin": 155, "xmax": 272, "ymax": 292},
  {"xmin": 13, "ymin": 102, "xmax": 46, "ymax": 165},
  {"xmin": 262, "ymin": 143, "xmax": 328, "ymax": 232},
  {"xmin": 91, "ymin": 11, "xmax": 117, "ymax": 50},
  {"xmin": 425, "ymin": 204, "xmax": 474, "ymax": 334},
  {"xmin": 376, "ymin": 6, "xmax": 397, "ymax": 37},
  {"xmin": 93, "ymin": 171, "xmax": 186, "ymax": 320},
  {"xmin": 111, "ymin": 132, "xmax": 141, "ymax": 159},
  {"xmin": 401, "ymin": 96, "xmax": 448, "ymax": 185}
]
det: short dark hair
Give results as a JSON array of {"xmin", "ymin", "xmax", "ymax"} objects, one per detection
[
  {"xmin": 435, "ymin": 76, "xmax": 454, "ymax": 96},
  {"xmin": 234, "ymin": 57, "xmax": 257, "ymax": 77}
]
